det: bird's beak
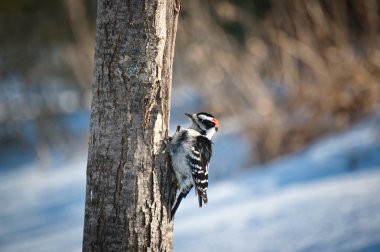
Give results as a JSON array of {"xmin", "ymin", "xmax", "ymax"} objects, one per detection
[{"xmin": 184, "ymin": 113, "xmax": 193, "ymax": 119}]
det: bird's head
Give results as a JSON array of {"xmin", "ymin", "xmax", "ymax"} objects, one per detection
[{"xmin": 185, "ymin": 112, "xmax": 219, "ymax": 139}]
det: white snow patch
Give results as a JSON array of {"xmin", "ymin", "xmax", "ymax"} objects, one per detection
[
  {"xmin": 0, "ymin": 158, "xmax": 86, "ymax": 252},
  {"xmin": 174, "ymin": 169, "xmax": 380, "ymax": 252}
]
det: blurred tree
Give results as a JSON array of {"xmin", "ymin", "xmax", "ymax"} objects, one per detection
[
  {"xmin": 82, "ymin": 0, "xmax": 180, "ymax": 251},
  {"xmin": 0, "ymin": 0, "xmax": 97, "ymax": 168},
  {"xmin": 175, "ymin": 0, "xmax": 380, "ymax": 164}
]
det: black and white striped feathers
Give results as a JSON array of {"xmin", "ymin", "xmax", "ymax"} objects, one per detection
[
  {"xmin": 189, "ymin": 135, "xmax": 212, "ymax": 207},
  {"xmin": 169, "ymin": 112, "xmax": 219, "ymax": 219}
]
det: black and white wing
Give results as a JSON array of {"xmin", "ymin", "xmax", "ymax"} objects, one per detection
[{"xmin": 188, "ymin": 135, "xmax": 212, "ymax": 207}]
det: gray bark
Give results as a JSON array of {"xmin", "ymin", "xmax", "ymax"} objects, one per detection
[{"xmin": 83, "ymin": 0, "xmax": 180, "ymax": 251}]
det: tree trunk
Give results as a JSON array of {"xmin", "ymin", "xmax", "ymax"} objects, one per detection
[{"xmin": 83, "ymin": 0, "xmax": 180, "ymax": 251}]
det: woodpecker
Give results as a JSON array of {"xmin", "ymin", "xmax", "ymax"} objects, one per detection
[{"xmin": 169, "ymin": 112, "xmax": 219, "ymax": 219}]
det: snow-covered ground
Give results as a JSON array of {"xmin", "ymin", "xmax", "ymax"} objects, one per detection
[
  {"xmin": 0, "ymin": 159, "xmax": 86, "ymax": 252},
  {"xmin": 0, "ymin": 113, "xmax": 380, "ymax": 252},
  {"xmin": 174, "ymin": 169, "xmax": 380, "ymax": 252}
]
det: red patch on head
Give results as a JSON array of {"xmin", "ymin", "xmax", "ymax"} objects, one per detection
[{"xmin": 212, "ymin": 118, "xmax": 219, "ymax": 128}]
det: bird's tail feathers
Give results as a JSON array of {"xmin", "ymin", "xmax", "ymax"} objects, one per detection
[
  {"xmin": 171, "ymin": 188, "xmax": 191, "ymax": 220},
  {"xmin": 197, "ymin": 190, "xmax": 208, "ymax": 207}
]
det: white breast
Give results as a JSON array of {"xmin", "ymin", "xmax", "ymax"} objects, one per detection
[{"xmin": 169, "ymin": 129, "xmax": 200, "ymax": 193}]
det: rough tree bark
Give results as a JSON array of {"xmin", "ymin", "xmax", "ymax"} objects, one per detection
[{"xmin": 83, "ymin": 0, "xmax": 180, "ymax": 251}]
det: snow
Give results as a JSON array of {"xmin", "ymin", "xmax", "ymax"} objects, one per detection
[
  {"xmin": 0, "ymin": 160, "xmax": 86, "ymax": 252},
  {"xmin": 174, "ymin": 170, "xmax": 380, "ymax": 252},
  {"xmin": 1, "ymin": 113, "xmax": 380, "ymax": 251}
]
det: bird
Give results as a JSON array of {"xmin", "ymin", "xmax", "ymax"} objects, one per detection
[{"xmin": 168, "ymin": 112, "xmax": 219, "ymax": 219}]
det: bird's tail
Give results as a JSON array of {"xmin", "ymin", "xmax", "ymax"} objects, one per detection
[
  {"xmin": 171, "ymin": 185, "xmax": 193, "ymax": 220},
  {"xmin": 171, "ymin": 192, "xmax": 186, "ymax": 220},
  {"xmin": 197, "ymin": 189, "xmax": 208, "ymax": 207}
]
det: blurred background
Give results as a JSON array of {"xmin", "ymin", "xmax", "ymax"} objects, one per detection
[{"xmin": 1, "ymin": 0, "xmax": 380, "ymax": 251}]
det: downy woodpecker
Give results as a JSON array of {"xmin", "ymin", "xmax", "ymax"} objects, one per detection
[{"xmin": 169, "ymin": 112, "xmax": 219, "ymax": 218}]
